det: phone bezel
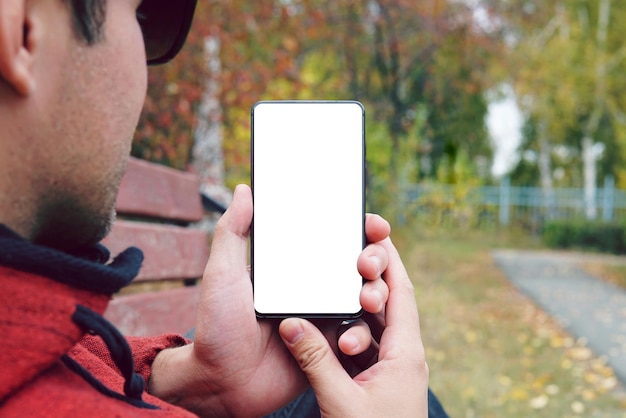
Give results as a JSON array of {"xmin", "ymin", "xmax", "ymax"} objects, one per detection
[{"xmin": 251, "ymin": 100, "xmax": 366, "ymax": 319}]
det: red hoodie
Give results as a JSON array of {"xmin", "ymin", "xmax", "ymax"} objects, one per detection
[{"xmin": 0, "ymin": 265, "xmax": 199, "ymax": 416}]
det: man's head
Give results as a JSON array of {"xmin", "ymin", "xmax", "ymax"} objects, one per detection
[{"xmin": 0, "ymin": 0, "xmax": 196, "ymax": 250}]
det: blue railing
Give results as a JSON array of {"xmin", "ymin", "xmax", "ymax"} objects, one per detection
[{"xmin": 402, "ymin": 177, "xmax": 626, "ymax": 225}]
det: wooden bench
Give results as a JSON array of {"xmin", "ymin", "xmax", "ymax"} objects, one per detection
[{"xmin": 102, "ymin": 157, "xmax": 225, "ymax": 336}]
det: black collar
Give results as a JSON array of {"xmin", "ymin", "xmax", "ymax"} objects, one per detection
[{"xmin": 0, "ymin": 225, "xmax": 142, "ymax": 294}]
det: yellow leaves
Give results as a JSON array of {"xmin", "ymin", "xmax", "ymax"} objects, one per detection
[
  {"xmin": 461, "ymin": 386, "xmax": 477, "ymax": 401},
  {"xmin": 427, "ymin": 348, "xmax": 447, "ymax": 363},
  {"xmin": 599, "ymin": 377, "xmax": 618, "ymax": 392},
  {"xmin": 545, "ymin": 384, "xmax": 560, "ymax": 395},
  {"xmin": 498, "ymin": 375, "xmax": 556, "ymax": 405},
  {"xmin": 582, "ymin": 389, "xmax": 597, "ymax": 401},
  {"xmin": 529, "ymin": 394, "xmax": 550, "ymax": 409},
  {"xmin": 489, "ymin": 318, "xmax": 624, "ymax": 415},
  {"xmin": 584, "ymin": 370, "xmax": 599, "ymax": 385},
  {"xmin": 411, "ymin": 227, "xmax": 626, "ymax": 417},
  {"xmin": 550, "ymin": 334, "xmax": 574, "ymax": 349},
  {"xmin": 583, "ymin": 361, "xmax": 619, "ymax": 393},
  {"xmin": 281, "ymin": 36, "xmax": 298, "ymax": 53},
  {"xmin": 509, "ymin": 387, "xmax": 530, "ymax": 401},
  {"xmin": 531, "ymin": 374, "xmax": 552, "ymax": 390},
  {"xmin": 590, "ymin": 357, "xmax": 617, "ymax": 377},
  {"xmin": 516, "ymin": 333, "xmax": 529, "ymax": 344},
  {"xmin": 561, "ymin": 358, "xmax": 573, "ymax": 370},
  {"xmin": 497, "ymin": 375, "xmax": 512, "ymax": 387},
  {"xmin": 559, "ymin": 339, "xmax": 620, "ymax": 398},
  {"xmin": 567, "ymin": 346, "xmax": 593, "ymax": 361},
  {"xmin": 464, "ymin": 330, "xmax": 478, "ymax": 344},
  {"xmin": 571, "ymin": 401, "xmax": 586, "ymax": 414}
]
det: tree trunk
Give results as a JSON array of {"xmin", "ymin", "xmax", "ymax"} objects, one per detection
[
  {"xmin": 191, "ymin": 36, "xmax": 232, "ymax": 231},
  {"xmin": 537, "ymin": 120, "xmax": 555, "ymax": 218},
  {"xmin": 581, "ymin": 0, "xmax": 610, "ymax": 220},
  {"xmin": 582, "ymin": 135, "xmax": 597, "ymax": 219}
]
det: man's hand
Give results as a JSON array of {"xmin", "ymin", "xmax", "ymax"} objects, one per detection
[
  {"xmin": 279, "ymin": 235, "xmax": 429, "ymax": 418},
  {"xmin": 149, "ymin": 184, "xmax": 392, "ymax": 417}
]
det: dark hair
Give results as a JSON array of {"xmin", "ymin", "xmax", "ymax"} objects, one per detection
[{"xmin": 66, "ymin": 0, "xmax": 107, "ymax": 44}]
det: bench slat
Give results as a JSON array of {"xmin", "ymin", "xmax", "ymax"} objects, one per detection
[
  {"xmin": 102, "ymin": 220, "xmax": 209, "ymax": 281},
  {"xmin": 104, "ymin": 287, "xmax": 199, "ymax": 336},
  {"xmin": 103, "ymin": 157, "xmax": 213, "ymax": 336},
  {"xmin": 116, "ymin": 157, "xmax": 204, "ymax": 222}
]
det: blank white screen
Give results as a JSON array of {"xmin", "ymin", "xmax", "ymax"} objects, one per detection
[{"xmin": 252, "ymin": 101, "xmax": 364, "ymax": 316}]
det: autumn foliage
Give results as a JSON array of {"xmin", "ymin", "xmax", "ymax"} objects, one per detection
[
  {"xmin": 133, "ymin": 0, "xmax": 502, "ymax": 193},
  {"xmin": 132, "ymin": 1, "xmax": 311, "ymax": 173}
]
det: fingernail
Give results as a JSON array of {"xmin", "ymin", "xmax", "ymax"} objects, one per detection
[
  {"xmin": 233, "ymin": 184, "xmax": 244, "ymax": 198},
  {"xmin": 342, "ymin": 333, "xmax": 360, "ymax": 355},
  {"xmin": 372, "ymin": 288, "xmax": 384, "ymax": 312},
  {"xmin": 282, "ymin": 319, "xmax": 304, "ymax": 344},
  {"xmin": 370, "ymin": 255, "xmax": 382, "ymax": 276}
]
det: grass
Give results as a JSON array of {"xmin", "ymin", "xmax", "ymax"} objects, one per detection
[
  {"xmin": 583, "ymin": 263, "xmax": 626, "ymax": 290},
  {"xmin": 392, "ymin": 224, "xmax": 626, "ymax": 418}
]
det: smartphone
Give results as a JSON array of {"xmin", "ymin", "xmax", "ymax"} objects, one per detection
[{"xmin": 251, "ymin": 100, "xmax": 365, "ymax": 318}]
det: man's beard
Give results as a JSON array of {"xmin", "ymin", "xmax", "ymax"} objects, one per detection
[{"xmin": 32, "ymin": 192, "xmax": 117, "ymax": 252}]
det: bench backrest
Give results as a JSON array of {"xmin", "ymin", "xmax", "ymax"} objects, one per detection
[{"xmin": 103, "ymin": 157, "xmax": 213, "ymax": 336}]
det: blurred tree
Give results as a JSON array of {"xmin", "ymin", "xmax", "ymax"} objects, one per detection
[
  {"xmin": 133, "ymin": 0, "xmax": 510, "ymax": 203},
  {"xmin": 133, "ymin": 0, "xmax": 310, "ymax": 181},
  {"xmin": 295, "ymin": 0, "xmax": 502, "ymax": 193},
  {"xmin": 487, "ymin": 0, "xmax": 626, "ymax": 213},
  {"xmin": 357, "ymin": 0, "xmax": 499, "ymax": 185},
  {"xmin": 132, "ymin": 2, "xmax": 211, "ymax": 170}
]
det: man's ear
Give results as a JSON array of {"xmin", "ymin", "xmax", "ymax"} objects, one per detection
[{"xmin": 0, "ymin": 0, "xmax": 34, "ymax": 96}]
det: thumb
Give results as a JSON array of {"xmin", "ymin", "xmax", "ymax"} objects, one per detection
[
  {"xmin": 197, "ymin": 184, "xmax": 253, "ymax": 336},
  {"xmin": 206, "ymin": 184, "xmax": 253, "ymax": 272},
  {"xmin": 279, "ymin": 319, "xmax": 353, "ymax": 403}
]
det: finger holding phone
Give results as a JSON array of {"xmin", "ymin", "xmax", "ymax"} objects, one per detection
[{"xmin": 279, "ymin": 234, "xmax": 429, "ymax": 418}]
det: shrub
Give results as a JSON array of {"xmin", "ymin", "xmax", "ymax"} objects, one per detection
[{"xmin": 542, "ymin": 220, "xmax": 626, "ymax": 254}]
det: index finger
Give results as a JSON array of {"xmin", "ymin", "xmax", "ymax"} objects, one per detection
[{"xmin": 365, "ymin": 213, "xmax": 391, "ymax": 243}]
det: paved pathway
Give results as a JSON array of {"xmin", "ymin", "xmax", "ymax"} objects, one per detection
[{"xmin": 492, "ymin": 249, "xmax": 626, "ymax": 385}]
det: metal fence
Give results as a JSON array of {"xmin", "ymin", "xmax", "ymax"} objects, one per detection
[{"xmin": 402, "ymin": 177, "xmax": 626, "ymax": 227}]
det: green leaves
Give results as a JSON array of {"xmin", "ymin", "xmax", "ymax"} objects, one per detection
[
  {"xmin": 496, "ymin": 0, "xmax": 626, "ymax": 187},
  {"xmin": 134, "ymin": 0, "xmax": 502, "ymax": 195}
]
